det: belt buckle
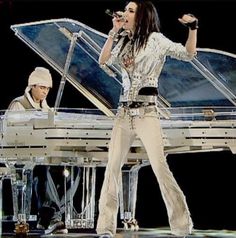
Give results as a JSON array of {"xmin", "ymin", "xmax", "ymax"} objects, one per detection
[
  {"xmin": 129, "ymin": 108, "xmax": 139, "ymax": 116},
  {"xmin": 129, "ymin": 108, "xmax": 145, "ymax": 116}
]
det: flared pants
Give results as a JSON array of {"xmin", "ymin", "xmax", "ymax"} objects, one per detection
[{"xmin": 96, "ymin": 106, "xmax": 193, "ymax": 236}]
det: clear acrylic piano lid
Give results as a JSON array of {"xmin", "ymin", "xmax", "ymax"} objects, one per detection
[{"xmin": 10, "ymin": 18, "xmax": 236, "ymax": 116}]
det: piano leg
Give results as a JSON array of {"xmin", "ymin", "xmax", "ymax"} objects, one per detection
[
  {"xmin": 10, "ymin": 164, "xmax": 34, "ymax": 235},
  {"xmin": 0, "ymin": 166, "xmax": 10, "ymax": 236},
  {"xmin": 119, "ymin": 161, "xmax": 149, "ymax": 231},
  {"xmin": 0, "ymin": 177, "xmax": 3, "ymax": 236},
  {"xmin": 64, "ymin": 166, "xmax": 96, "ymax": 229}
]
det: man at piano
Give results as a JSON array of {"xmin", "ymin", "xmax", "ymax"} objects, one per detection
[{"xmin": 8, "ymin": 66, "xmax": 68, "ymax": 234}]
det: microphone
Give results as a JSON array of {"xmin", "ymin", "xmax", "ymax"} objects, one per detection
[{"xmin": 105, "ymin": 9, "xmax": 124, "ymax": 19}]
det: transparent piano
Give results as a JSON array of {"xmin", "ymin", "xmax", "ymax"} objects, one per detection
[{"xmin": 0, "ymin": 18, "xmax": 236, "ymax": 234}]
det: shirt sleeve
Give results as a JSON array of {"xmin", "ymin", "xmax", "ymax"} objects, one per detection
[
  {"xmin": 105, "ymin": 39, "xmax": 124, "ymax": 66},
  {"xmin": 147, "ymin": 32, "xmax": 195, "ymax": 61},
  {"xmin": 8, "ymin": 101, "xmax": 26, "ymax": 111}
]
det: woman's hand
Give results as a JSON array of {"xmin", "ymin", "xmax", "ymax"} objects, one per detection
[
  {"xmin": 112, "ymin": 11, "xmax": 125, "ymax": 32},
  {"xmin": 178, "ymin": 14, "xmax": 198, "ymax": 30}
]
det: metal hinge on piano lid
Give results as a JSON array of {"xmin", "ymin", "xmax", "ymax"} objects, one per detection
[{"xmin": 202, "ymin": 109, "xmax": 215, "ymax": 120}]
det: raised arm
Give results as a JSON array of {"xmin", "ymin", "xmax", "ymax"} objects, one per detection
[
  {"xmin": 99, "ymin": 12, "xmax": 125, "ymax": 65},
  {"xmin": 178, "ymin": 14, "xmax": 198, "ymax": 56}
]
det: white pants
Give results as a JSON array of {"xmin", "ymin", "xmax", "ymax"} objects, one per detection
[{"xmin": 96, "ymin": 106, "xmax": 193, "ymax": 236}]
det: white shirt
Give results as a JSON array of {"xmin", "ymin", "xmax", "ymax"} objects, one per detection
[{"xmin": 106, "ymin": 32, "xmax": 195, "ymax": 102}]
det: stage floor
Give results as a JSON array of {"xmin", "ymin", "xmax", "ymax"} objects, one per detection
[{"xmin": 2, "ymin": 228, "xmax": 236, "ymax": 238}]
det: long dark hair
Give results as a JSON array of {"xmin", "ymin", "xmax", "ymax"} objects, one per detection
[{"xmin": 119, "ymin": 0, "xmax": 161, "ymax": 53}]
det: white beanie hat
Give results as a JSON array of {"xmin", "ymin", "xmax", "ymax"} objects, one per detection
[{"xmin": 28, "ymin": 67, "xmax": 53, "ymax": 88}]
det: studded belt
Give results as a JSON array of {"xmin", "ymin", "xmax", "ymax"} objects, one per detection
[
  {"xmin": 120, "ymin": 102, "xmax": 156, "ymax": 108},
  {"xmin": 118, "ymin": 105, "xmax": 158, "ymax": 117}
]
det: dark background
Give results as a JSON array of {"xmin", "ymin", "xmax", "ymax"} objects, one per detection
[{"xmin": 1, "ymin": 0, "xmax": 236, "ymax": 232}]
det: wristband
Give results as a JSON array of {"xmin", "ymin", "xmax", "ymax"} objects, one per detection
[
  {"xmin": 182, "ymin": 14, "xmax": 199, "ymax": 30},
  {"xmin": 185, "ymin": 19, "xmax": 199, "ymax": 30},
  {"xmin": 108, "ymin": 30, "xmax": 118, "ymax": 39}
]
